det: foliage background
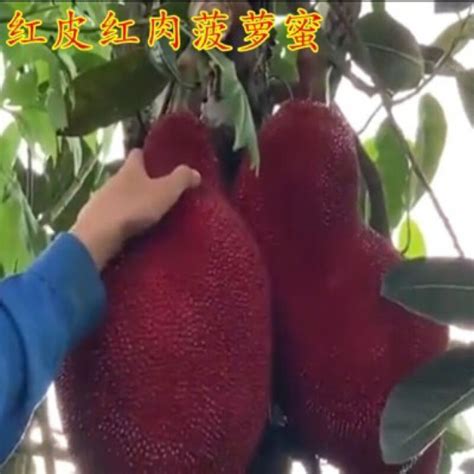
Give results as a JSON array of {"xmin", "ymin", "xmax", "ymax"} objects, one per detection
[{"xmin": 0, "ymin": 1, "xmax": 474, "ymax": 473}]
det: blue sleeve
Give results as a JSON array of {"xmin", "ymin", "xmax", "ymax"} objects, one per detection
[{"xmin": 0, "ymin": 233, "xmax": 106, "ymax": 464}]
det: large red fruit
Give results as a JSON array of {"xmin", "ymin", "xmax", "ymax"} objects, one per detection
[
  {"xmin": 234, "ymin": 101, "xmax": 448, "ymax": 473},
  {"xmin": 56, "ymin": 113, "xmax": 272, "ymax": 474}
]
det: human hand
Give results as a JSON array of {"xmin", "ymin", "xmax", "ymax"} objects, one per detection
[{"xmin": 71, "ymin": 149, "xmax": 201, "ymax": 270}]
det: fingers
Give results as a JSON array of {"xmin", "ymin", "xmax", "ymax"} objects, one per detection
[
  {"xmin": 120, "ymin": 149, "xmax": 145, "ymax": 177},
  {"xmin": 121, "ymin": 148, "xmax": 202, "ymax": 220},
  {"xmin": 122, "ymin": 150, "xmax": 201, "ymax": 191},
  {"xmin": 149, "ymin": 165, "xmax": 202, "ymax": 218},
  {"xmin": 170, "ymin": 165, "xmax": 202, "ymax": 191},
  {"xmin": 159, "ymin": 165, "xmax": 202, "ymax": 201}
]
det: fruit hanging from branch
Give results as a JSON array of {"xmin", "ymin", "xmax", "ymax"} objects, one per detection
[
  {"xmin": 234, "ymin": 100, "xmax": 449, "ymax": 473},
  {"xmin": 56, "ymin": 112, "xmax": 272, "ymax": 474}
]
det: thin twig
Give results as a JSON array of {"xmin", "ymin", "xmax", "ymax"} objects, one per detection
[
  {"xmin": 327, "ymin": 51, "xmax": 377, "ymax": 96},
  {"xmin": 40, "ymin": 157, "xmax": 98, "ymax": 225},
  {"xmin": 343, "ymin": 67, "xmax": 377, "ymax": 96},
  {"xmin": 357, "ymin": 102, "xmax": 383, "ymax": 135},
  {"xmin": 331, "ymin": 2, "xmax": 465, "ymax": 257}
]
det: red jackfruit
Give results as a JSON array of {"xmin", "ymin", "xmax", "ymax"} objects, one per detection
[
  {"xmin": 234, "ymin": 101, "xmax": 448, "ymax": 473},
  {"xmin": 56, "ymin": 113, "xmax": 272, "ymax": 474}
]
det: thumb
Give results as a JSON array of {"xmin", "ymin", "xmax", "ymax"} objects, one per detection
[
  {"xmin": 168, "ymin": 165, "xmax": 202, "ymax": 193},
  {"xmin": 149, "ymin": 165, "xmax": 202, "ymax": 218}
]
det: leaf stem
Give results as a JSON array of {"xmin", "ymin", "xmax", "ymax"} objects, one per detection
[
  {"xmin": 356, "ymin": 138, "xmax": 390, "ymax": 237},
  {"xmin": 357, "ymin": 102, "xmax": 383, "ymax": 135}
]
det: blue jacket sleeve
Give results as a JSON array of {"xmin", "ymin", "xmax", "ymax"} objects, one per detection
[{"xmin": 0, "ymin": 232, "xmax": 106, "ymax": 464}]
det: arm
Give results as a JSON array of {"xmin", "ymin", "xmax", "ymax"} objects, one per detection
[
  {"xmin": 0, "ymin": 233, "xmax": 105, "ymax": 462},
  {"xmin": 0, "ymin": 150, "xmax": 200, "ymax": 463}
]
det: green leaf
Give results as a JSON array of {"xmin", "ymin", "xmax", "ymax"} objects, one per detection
[
  {"xmin": 0, "ymin": 179, "xmax": 35, "ymax": 274},
  {"xmin": 457, "ymin": 69, "xmax": 474, "ymax": 127},
  {"xmin": 13, "ymin": 160, "xmax": 50, "ymax": 218},
  {"xmin": 433, "ymin": 15, "xmax": 474, "ymax": 55},
  {"xmin": 71, "ymin": 51, "xmax": 108, "ymax": 74},
  {"xmin": 201, "ymin": 50, "xmax": 260, "ymax": 169},
  {"xmin": 363, "ymin": 138, "xmax": 378, "ymax": 159},
  {"xmin": 359, "ymin": 139, "xmax": 377, "ymax": 222},
  {"xmin": 3, "ymin": 43, "xmax": 56, "ymax": 72},
  {"xmin": 47, "ymin": 87, "xmax": 68, "ymax": 131},
  {"xmin": 178, "ymin": 24, "xmax": 259, "ymax": 168},
  {"xmin": 148, "ymin": 38, "xmax": 190, "ymax": 87},
  {"xmin": 80, "ymin": 1, "xmax": 108, "ymax": 25},
  {"xmin": 435, "ymin": 1, "xmax": 473, "ymax": 13},
  {"xmin": 158, "ymin": 1, "xmax": 190, "ymax": 20},
  {"xmin": 270, "ymin": 19, "xmax": 299, "ymax": 84},
  {"xmin": 382, "ymin": 257, "xmax": 474, "ymax": 329},
  {"xmin": 398, "ymin": 219, "xmax": 426, "ymax": 259},
  {"xmin": 410, "ymin": 94, "xmax": 447, "ymax": 205},
  {"xmin": 2, "ymin": 43, "xmax": 66, "ymax": 132},
  {"xmin": 370, "ymin": 120, "xmax": 410, "ymax": 228},
  {"xmin": 0, "ymin": 64, "xmax": 38, "ymax": 107},
  {"xmin": 66, "ymin": 137, "xmax": 83, "ymax": 175},
  {"xmin": 65, "ymin": 50, "xmax": 170, "ymax": 136},
  {"xmin": 380, "ymin": 347, "xmax": 474, "ymax": 464},
  {"xmin": 0, "ymin": 122, "xmax": 20, "ymax": 173},
  {"xmin": 83, "ymin": 132, "xmax": 99, "ymax": 155},
  {"xmin": 444, "ymin": 414, "xmax": 474, "ymax": 453},
  {"xmin": 53, "ymin": 142, "xmax": 102, "ymax": 232},
  {"xmin": 16, "ymin": 108, "xmax": 57, "ymax": 159},
  {"xmin": 353, "ymin": 11, "xmax": 424, "ymax": 92},
  {"xmin": 0, "ymin": 3, "xmax": 14, "ymax": 46}
]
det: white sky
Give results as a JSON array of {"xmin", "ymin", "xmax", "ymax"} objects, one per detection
[{"xmin": 1, "ymin": 2, "xmax": 473, "ymax": 473}]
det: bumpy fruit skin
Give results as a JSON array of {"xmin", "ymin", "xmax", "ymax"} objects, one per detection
[
  {"xmin": 234, "ymin": 101, "xmax": 448, "ymax": 473},
  {"xmin": 56, "ymin": 113, "xmax": 271, "ymax": 474}
]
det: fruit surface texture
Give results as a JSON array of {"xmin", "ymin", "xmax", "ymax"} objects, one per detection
[
  {"xmin": 57, "ymin": 113, "xmax": 272, "ymax": 474},
  {"xmin": 234, "ymin": 100, "xmax": 448, "ymax": 473}
]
